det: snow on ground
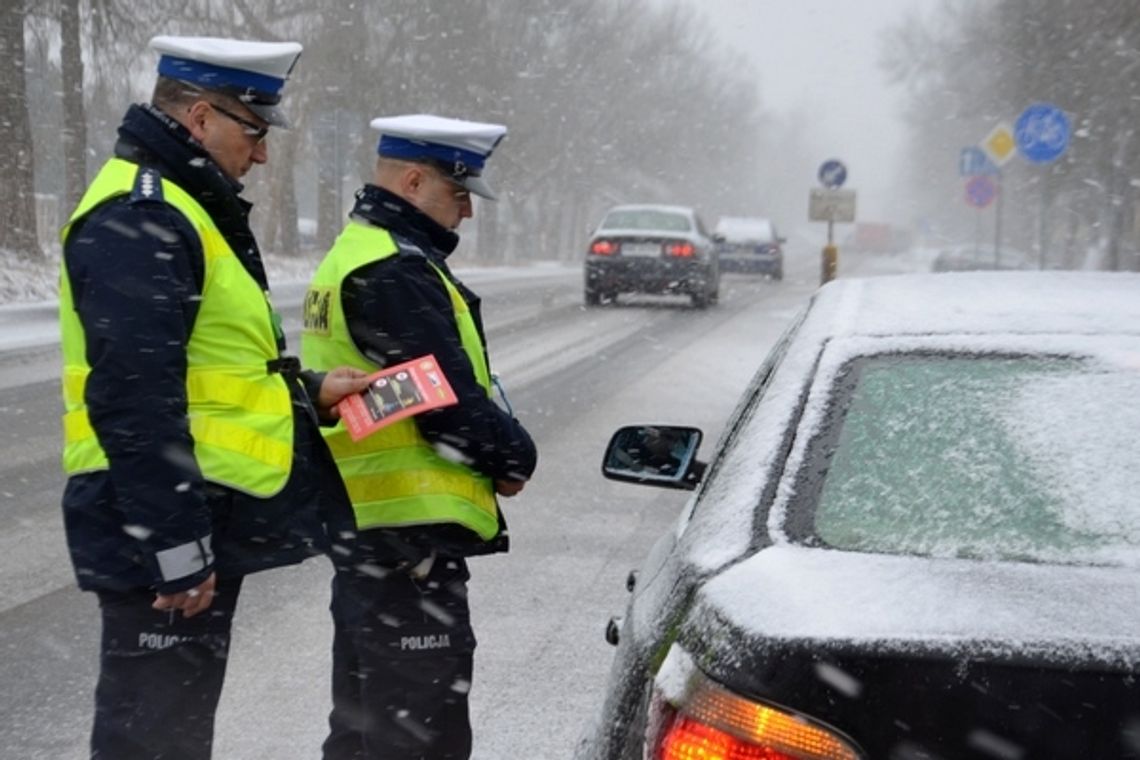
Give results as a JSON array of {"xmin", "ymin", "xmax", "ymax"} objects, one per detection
[
  {"xmin": 0, "ymin": 246, "xmax": 576, "ymax": 307},
  {"xmin": 0, "ymin": 247, "xmax": 328, "ymax": 306},
  {"xmin": 0, "ymin": 248, "xmax": 63, "ymax": 305}
]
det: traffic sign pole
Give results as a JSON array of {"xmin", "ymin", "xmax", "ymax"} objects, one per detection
[
  {"xmin": 815, "ymin": 160, "xmax": 848, "ymax": 285},
  {"xmin": 994, "ymin": 169, "xmax": 1003, "ymax": 267},
  {"xmin": 1014, "ymin": 103, "xmax": 1071, "ymax": 268}
]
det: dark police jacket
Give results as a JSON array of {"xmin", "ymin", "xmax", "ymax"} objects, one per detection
[
  {"xmin": 61, "ymin": 104, "xmax": 351, "ymax": 595},
  {"xmin": 334, "ymin": 185, "xmax": 538, "ymax": 561}
]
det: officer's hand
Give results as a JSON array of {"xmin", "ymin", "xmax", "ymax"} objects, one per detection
[
  {"xmin": 318, "ymin": 367, "xmax": 372, "ymax": 420},
  {"xmin": 152, "ymin": 572, "xmax": 217, "ymax": 618},
  {"xmin": 495, "ymin": 479, "xmax": 526, "ymax": 497}
]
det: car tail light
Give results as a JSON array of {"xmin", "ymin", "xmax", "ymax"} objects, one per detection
[
  {"xmin": 591, "ymin": 239, "xmax": 619, "ymax": 256},
  {"xmin": 649, "ymin": 646, "xmax": 861, "ymax": 760},
  {"xmin": 665, "ymin": 242, "xmax": 696, "ymax": 257}
]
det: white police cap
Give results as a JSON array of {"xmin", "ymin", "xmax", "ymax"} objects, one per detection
[
  {"xmin": 370, "ymin": 114, "xmax": 508, "ymax": 200},
  {"xmin": 149, "ymin": 35, "xmax": 302, "ymax": 128}
]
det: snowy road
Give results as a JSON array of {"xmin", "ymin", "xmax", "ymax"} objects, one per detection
[{"xmin": 0, "ymin": 248, "xmax": 912, "ymax": 758}]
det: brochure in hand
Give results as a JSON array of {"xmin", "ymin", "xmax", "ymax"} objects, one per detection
[{"xmin": 337, "ymin": 355, "xmax": 458, "ymax": 442}]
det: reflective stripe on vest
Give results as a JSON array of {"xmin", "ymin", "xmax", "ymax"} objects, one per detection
[
  {"xmin": 301, "ymin": 221, "xmax": 498, "ymax": 539},
  {"xmin": 59, "ymin": 158, "xmax": 295, "ymax": 496}
]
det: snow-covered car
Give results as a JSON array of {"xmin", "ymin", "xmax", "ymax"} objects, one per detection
[
  {"xmin": 713, "ymin": 216, "xmax": 785, "ymax": 278},
  {"xmin": 577, "ymin": 271, "xmax": 1140, "ymax": 760},
  {"xmin": 584, "ymin": 204, "xmax": 721, "ymax": 309}
]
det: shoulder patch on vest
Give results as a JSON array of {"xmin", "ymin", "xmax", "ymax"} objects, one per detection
[
  {"xmin": 392, "ymin": 234, "xmax": 427, "ymax": 259},
  {"xmin": 129, "ymin": 166, "xmax": 164, "ymax": 203},
  {"xmin": 302, "ymin": 286, "xmax": 333, "ymax": 337}
]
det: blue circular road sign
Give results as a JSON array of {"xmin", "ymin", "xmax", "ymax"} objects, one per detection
[
  {"xmin": 965, "ymin": 175, "xmax": 997, "ymax": 208},
  {"xmin": 818, "ymin": 159, "xmax": 847, "ymax": 189},
  {"xmin": 1014, "ymin": 103, "xmax": 1071, "ymax": 164}
]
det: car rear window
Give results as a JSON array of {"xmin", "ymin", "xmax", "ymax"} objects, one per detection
[
  {"xmin": 601, "ymin": 210, "xmax": 691, "ymax": 232},
  {"xmin": 801, "ymin": 354, "xmax": 1140, "ymax": 565}
]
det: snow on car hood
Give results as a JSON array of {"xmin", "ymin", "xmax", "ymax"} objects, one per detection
[{"xmin": 694, "ymin": 544, "xmax": 1140, "ymax": 667}]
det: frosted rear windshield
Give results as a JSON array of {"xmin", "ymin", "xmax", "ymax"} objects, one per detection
[{"xmin": 800, "ymin": 354, "xmax": 1140, "ymax": 566}]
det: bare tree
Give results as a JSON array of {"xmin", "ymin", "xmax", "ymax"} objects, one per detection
[
  {"xmin": 59, "ymin": 0, "xmax": 87, "ymax": 214},
  {"xmin": 15, "ymin": 0, "xmax": 779, "ymax": 268},
  {"xmin": 0, "ymin": 0, "xmax": 42, "ymax": 259}
]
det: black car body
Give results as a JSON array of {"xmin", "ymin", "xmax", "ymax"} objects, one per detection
[
  {"xmin": 576, "ymin": 272, "xmax": 1140, "ymax": 760},
  {"xmin": 584, "ymin": 204, "xmax": 721, "ymax": 308},
  {"xmin": 714, "ymin": 216, "xmax": 785, "ymax": 278}
]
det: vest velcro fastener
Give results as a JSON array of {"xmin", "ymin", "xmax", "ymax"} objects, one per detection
[{"xmin": 266, "ymin": 355, "xmax": 301, "ymax": 379}]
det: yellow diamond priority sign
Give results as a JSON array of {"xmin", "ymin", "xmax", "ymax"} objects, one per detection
[{"xmin": 981, "ymin": 122, "xmax": 1017, "ymax": 166}]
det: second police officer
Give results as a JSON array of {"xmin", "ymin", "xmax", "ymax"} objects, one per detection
[{"xmin": 302, "ymin": 114, "xmax": 538, "ymax": 760}]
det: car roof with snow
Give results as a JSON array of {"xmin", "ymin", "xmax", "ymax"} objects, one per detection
[
  {"xmin": 603, "ymin": 203, "xmax": 697, "ymax": 216},
  {"xmin": 594, "ymin": 204, "xmax": 704, "ymax": 236},
  {"xmin": 676, "ymin": 271, "xmax": 1140, "ymax": 572},
  {"xmin": 824, "ymin": 270, "xmax": 1140, "ymax": 336},
  {"xmin": 714, "ymin": 216, "xmax": 775, "ymax": 242}
]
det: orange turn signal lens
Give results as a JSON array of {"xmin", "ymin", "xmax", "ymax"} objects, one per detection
[{"xmin": 651, "ymin": 646, "xmax": 861, "ymax": 760}]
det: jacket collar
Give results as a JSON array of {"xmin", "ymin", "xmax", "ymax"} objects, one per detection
[
  {"xmin": 114, "ymin": 103, "xmax": 268, "ymax": 291},
  {"xmin": 349, "ymin": 184, "xmax": 460, "ymax": 259}
]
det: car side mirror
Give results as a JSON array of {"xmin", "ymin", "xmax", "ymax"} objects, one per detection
[{"xmin": 601, "ymin": 425, "xmax": 706, "ymax": 491}]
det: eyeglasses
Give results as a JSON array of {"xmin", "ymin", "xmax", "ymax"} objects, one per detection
[
  {"xmin": 424, "ymin": 164, "xmax": 471, "ymax": 202},
  {"xmin": 210, "ymin": 102, "xmax": 270, "ymax": 144}
]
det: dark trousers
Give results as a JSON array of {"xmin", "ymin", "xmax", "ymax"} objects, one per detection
[
  {"xmin": 90, "ymin": 577, "xmax": 243, "ymax": 760},
  {"xmin": 322, "ymin": 554, "xmax": 476, "ymax": 760}
]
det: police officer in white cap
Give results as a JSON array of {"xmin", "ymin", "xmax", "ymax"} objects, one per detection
[
  {"xmin": 59, "ymin": 36, "xmax": 370, "ymax": 759},
  {"xmin": 301, "ymin": 115, "xmax": 537, "ymax": 759}
]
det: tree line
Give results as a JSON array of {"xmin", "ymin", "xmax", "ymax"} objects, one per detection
[
  {"xmin": 882, "ymin": 0, "xmax": 1140, "ymax": 270},
  {"xmin": 0, "ymin": 0, "xmax": 781, "ymax": 267}
]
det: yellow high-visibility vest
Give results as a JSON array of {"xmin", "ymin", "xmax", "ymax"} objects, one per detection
[
  {"xmin": 301, "ymin": 220, "xmax": 498, "ymax": 539},
  {"xmin": 59, "ymin": 158, "xmax": 295, "ymax": 496}
]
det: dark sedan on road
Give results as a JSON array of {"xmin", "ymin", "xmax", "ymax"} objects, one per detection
[
  {"xmin": 576, "ymin": 271, "xmax": 1140, "ymax": 760},
  {"xmin": 714, "ymin": 216, "xmax": 785, "ymax": 278},
  {"xmin": 584, "ymin": 204, "xmax": 720, "ymax": 309}
]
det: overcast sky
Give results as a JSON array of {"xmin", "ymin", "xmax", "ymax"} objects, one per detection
[{"xmin": 681, "ymin": 0, "xmax": 921, "ymax": 224}]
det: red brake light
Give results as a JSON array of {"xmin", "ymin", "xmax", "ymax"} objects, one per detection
[
  {"xmin": 665, "ymin": 242, "xmax": 696, "ymax": 257},
  {"xmin": 591, "ymin": 240, "xmax": 618, "ymax": 256},
  {"xmin": 659, "ymin": 714, "xmax": 790, "ymax": 759}
]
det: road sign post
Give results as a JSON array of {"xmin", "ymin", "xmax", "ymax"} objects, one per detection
[
  {"xmin": 974, "ymin": 122, "xmax": 1017, "ymax": 263},
  {"xmin": 811, "ymin": 160, "xmax": 853, "ymax": 285},
  {"xmin": 1015, "ymin": 102, "xmax": 1071, "ymax": 268},
  {"xmin": 964, "ymin": 175, "xmax": 998, "ymax": 264}
]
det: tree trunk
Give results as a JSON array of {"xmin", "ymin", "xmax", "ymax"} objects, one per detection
[
  {"xmin": 0, "ymin": 2, "xmax": 42, "ymax": 259},
  {"xmin": 60, "ymin": 0, "xmax": 88, "ymax": 216},
  {"xmin": 275, "ymin": 127, "xmax": 300, "ymax": 256},
  {"xmin": 315, "ymin": 111, "xmax": 343, "ymax": 252},
  {"xmin": 476, "ymin": 198, "xmax": 501, "ymax": 263}
]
